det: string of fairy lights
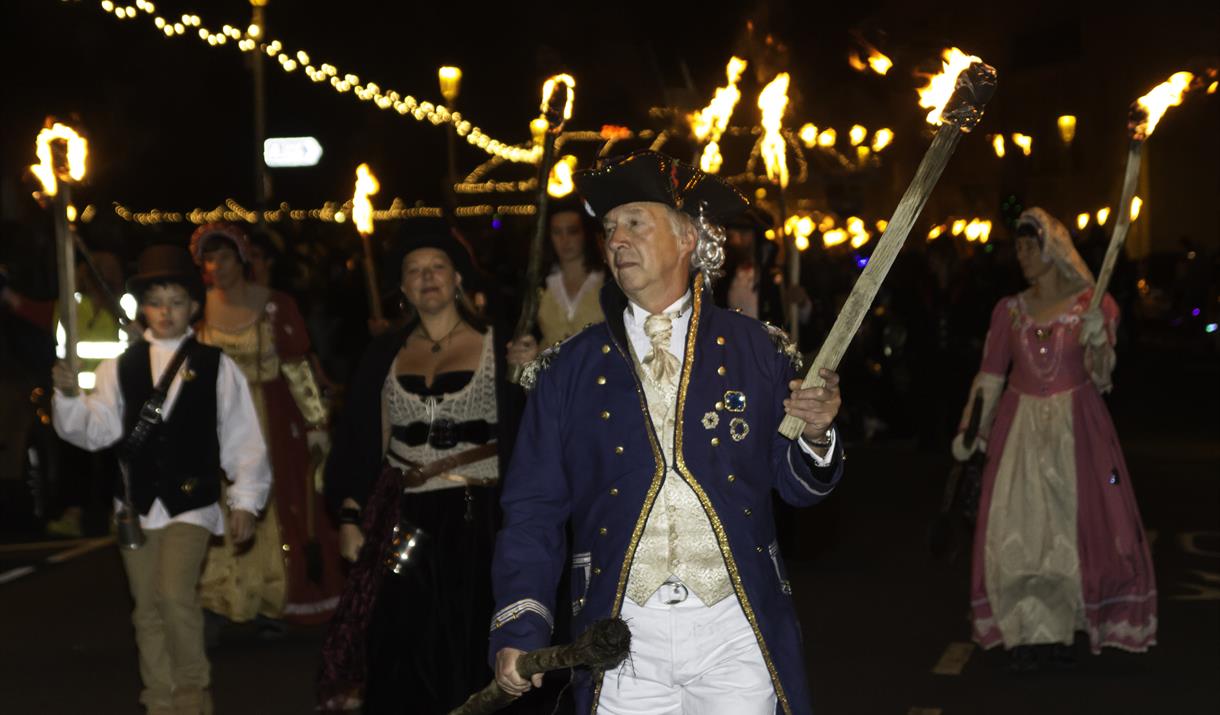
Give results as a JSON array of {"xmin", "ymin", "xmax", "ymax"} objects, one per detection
[{"xmin": 83, "ymin": 0, "xmax": 542, "ymax": 165}]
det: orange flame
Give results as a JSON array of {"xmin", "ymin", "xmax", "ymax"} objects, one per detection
[
  {"xmin": 871, "ymin": 128, "xmax": 893, "ymax": 152},
  {"xmin": 785, "ymin": 215, "xmax": 815, "ymax": 251},
  {"xmin": 917, "ymin": 48, "xmax": 981, "ymax": 126},
  {"xmin": 692, "ymin": 57, "xmax": 748, "ymax": 174},
  {"xmin": 352, "ymin": 163, "xmax": 380, "ymax": 236},
  {"xmin": 1011, "ymin": 133, "xmax": 1032, "ymax": 156},
  {"xmin": 868, "ymin": 49, "xmax": 893, "ymax": 75},
  {"xmin": 548, "ymin": 155, "xmax": 578, "ymax": 198},
  {"xmin": 991, "ymin": 134, "xmax": 1005, "ymax": 157},
  {"xmin": 822, "ymin": 228, "xmax": 848, "ymax": 248},
  {"xmin": 798, "ymin": 123, "xmax": 818, "ymax": 149},
  {"xmin": 758, "ymin": 73, "xmax": 791, "ymax": 188},
  {"xmin": 1129, "ymin": 196, "xmax": 1142, "ymax": 222},
  {"xmin": 541, "ymin": 74, "xmax": 576, "ymax": 123},
  {"xmin": 1135, "ymin": 71, "xmax": 1193, "ymax": 138},
  {"xmin": 31, "ymin": 122, "xmax": 88, "ymax": 197},
  {"xmin": 1096, "ymin": 207, "xmax": 1111, "ymax": 226}
]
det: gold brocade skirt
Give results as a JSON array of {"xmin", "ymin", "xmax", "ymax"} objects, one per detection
[
  {"xmin": 198, "ymin": 381, "xmax": 288, "ymax": 621},
  {"xmin": 199, "ymin": 483, "xmax": 288, "ymax": 621}
]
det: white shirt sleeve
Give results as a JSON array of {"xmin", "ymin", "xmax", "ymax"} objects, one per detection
[
  {"xmin": 796, "ymin": 428, "xmax": 837, "ymax": 467},
  {"xmin": 51, "ymin": 359, "xmax": 125, "ymax": 451},
  {"xmin": 215, "ymin": 353, "xmax": 272, "ymax": 514}
]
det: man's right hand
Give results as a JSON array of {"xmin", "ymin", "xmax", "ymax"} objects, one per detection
[{"xmin": 495, "ymin": 647, "xmax": 543, "ymax": 697}]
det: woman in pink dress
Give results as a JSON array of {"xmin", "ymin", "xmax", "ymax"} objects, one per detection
[{"xmin": 953, "ymin": 207, "xmax": 1156, "ymax": 671}]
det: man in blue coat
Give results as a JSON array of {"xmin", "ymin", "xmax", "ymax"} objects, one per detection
[{"xmin": 491, "ymin": 151, "xmax": 844, "ymax": 714}]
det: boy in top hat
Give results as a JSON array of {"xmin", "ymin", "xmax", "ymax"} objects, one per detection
[
  {"xmin": 51, "ymin": 243, "xmax": 271, "ymax": 715},
  {"xmin": 491, "ymin": 151, "xmax": 845, "ymax": 714}
]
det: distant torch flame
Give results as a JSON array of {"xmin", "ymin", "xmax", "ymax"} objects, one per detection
[
  {"xmin": 868, "ymin": 49, "xmax": 893, "ymax": 75},
  {"xmin": 785, "ymin": 215, "xmax": 815, "ymax": 251},
  {"xmin": 871, "ymin": 128, "xmax": 893, "ymax": 152},
  {"xmin": 31, "ymin": 122, "xmax": 88, "ymax": 197},
  {"xmin": 352, "ymin": 163, "xmax": 380, "ymax": 236},
  {"xmin": 1057, "ymin": 115, "xmax": 1077, "ymax": 144},
  {"xmin": 1076, "ymin": 213, "xmax": 1089, "ymax": 230},
  {"xmin": 548, "ymin": 155, "xmax": 578, "ymax": 198},
  {"xmin": 1129, "ymin": 196, "xmax": 1142, "ymax": 222},
  {"xmin": 1096, "ymin": 207, "xmax": 1111, "ymax": 226},
  {"xmin": 849, "ymin": 125, "xmax": 867, "ymax": 147},
  {"xmin": 1011, "ymin": 133, "xmax": 1032, "ymax": 156},
  {"xmin": 541, "ymin": 74, "xmax": 576, "ymax": 123},
  {"xmin": 1133, "ymin": 71, "xmax": 1194, "ymax": 140},
  {"xmin": 849, "ymin": 48, "xmax": 892, "ymax": 76},
  {"xmin": 917, "ymin": 47, "xmax": 981, "ymax": 126},
  {"xmin": 758, "ymin": 72, "xmax": 791, "ymax": 188},
  {"xmin": 822, "ymin": 228, "xmax": 848, "ymax": 248},
  {"xmin": 798, "ymin": 123, "xmax": 818, "ymax": 149},
  {"xmin": 991, "ymin": 134, "xmax": 1005, "ymax": 157},
  {"xmin": 692, "ymin": 57, "xmax": 747, "ymax": 174}
]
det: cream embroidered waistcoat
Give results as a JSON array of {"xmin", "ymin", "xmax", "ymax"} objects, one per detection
[{"xmin": 624, "ymin": 322, "xmax": 733, "ymax": 607}]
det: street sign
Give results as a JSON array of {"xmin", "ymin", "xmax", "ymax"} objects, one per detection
[{"xmin": 263, "ymin": 136, "xmax": 323, "ymax": 168}]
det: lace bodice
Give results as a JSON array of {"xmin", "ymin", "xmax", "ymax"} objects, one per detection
[{"xmin": 382, "ymin": 330, "xmax": 499, "ymax": 489}]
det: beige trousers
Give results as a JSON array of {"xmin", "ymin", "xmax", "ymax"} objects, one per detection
[{"xmin": 119, "ymin": 521, "xmax": 213, "ymax": 713}]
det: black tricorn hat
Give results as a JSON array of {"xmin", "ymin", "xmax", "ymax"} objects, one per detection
[
  {"xmin": 126, "ymin": 244, "xmax": 204, "ymax": 302},
  {"xmin": 573, "ymin": 151, "xmax": 749, "ymax": 224}
]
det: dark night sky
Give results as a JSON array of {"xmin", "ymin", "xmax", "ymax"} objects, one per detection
[{"xmin": 3, "ymin": 0, "xmax": 1218, "ymax": 253}]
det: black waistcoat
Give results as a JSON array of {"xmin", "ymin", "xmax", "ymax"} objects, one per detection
[{"xmin": 117, "ymin": 338, "xmax": 223, "ymax": 516}]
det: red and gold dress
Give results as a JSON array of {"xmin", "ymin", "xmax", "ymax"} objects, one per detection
[{"xmin": 197, "ymin": 291, "xmax": 344, "ymax": 624}]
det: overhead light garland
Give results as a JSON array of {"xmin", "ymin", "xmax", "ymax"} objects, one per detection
[{"xmin": 81, "ymin": 0, "xmax": 541, "ymax": 164}]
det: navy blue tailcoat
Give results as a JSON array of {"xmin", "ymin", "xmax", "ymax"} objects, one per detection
[{"xmin": 490, "ymin": 273, "xmax": 844, "ymax": 714}]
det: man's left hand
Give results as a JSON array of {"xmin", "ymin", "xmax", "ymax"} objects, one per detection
[{"xmin": 785, "ymin": 368, "xmax": 842, "ymax": 441}]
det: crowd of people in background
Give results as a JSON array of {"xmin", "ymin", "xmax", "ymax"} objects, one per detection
[{"xmin": 0, "ymin": 170, "xmax": 1215, "ymax": 713}]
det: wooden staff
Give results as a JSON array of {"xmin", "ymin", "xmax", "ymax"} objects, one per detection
[
  {"xmin": 779, "ymin": 59, "xmax": 996, "ymax": 438},
  {"xmin": 1088, "ymin": 141, "xmax": 1141, "ymax": 310},
  {"xmin": 449, "ymin": 617, "xmax": 631, "ymax": 715},
  {"xmin": 359, "ymin": 232, "xmax": 383, "ymax": 323},
  {"xmin": 507, "ymin": 82, "xmax": 570, "ymax": 384},
  {"xmin": 51, "ymin": 141, "xmax": 80, "ymax": 396}
]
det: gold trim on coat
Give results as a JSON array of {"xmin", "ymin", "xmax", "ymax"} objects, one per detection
[{"xmin": 591, "ymin": 273, "xmax": 791, "ymax": 714}]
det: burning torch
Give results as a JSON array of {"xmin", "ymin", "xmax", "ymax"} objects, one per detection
[
  {"xmin": 352, "ymin": 162, "xmax": 383, "ymax": 324},
  {"xmin": 1091, "ymin": 71, "xmax": 1204, "ymax": 310},
  {"xmin": 31, "ymin": 120, "xmax": 89, "ymax": 395},
  {"xmin": 507, "ymin": 74, "xmax": 574, "ymax": 384},
  {"xmin": 779, "ymin": 49, "xmax": 996, "ymax": 439}
]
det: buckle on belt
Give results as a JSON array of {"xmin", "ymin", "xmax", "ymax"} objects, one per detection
[
  {"xmin": 428, "ymin": 418, "xmax": 458, "ymax": 450},
  {"xmin": 658, "ymin": 579, "xmax": 689, "ymax": 605}
]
